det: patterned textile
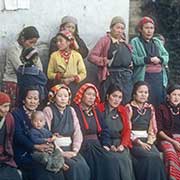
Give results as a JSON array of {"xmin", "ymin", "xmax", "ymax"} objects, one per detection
[{"xmin": 161, "ymin": 134, "xmax": 180, "ymax": 180}]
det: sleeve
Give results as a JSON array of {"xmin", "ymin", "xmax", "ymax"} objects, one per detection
[
  {"xmin": 12, "ymin": 110, "xmax": 34, "ymax": 151},
  {"xmin": 71, "ymin": 107, "xmax": 83, "ymax": 153},
  {"xmin": 76, "ymin": 36, "xmax": 89, "ymax": 59},
  {"xmin": 43, "ymin": 106, "xmax": 53, "ymax": 131},
  {"xmin": 6, "ymin": 47, "xmax": 22, "ymax": 70},
  {"xmin": 88, "ymin": 37, "xmax": 108, "ymax": 66},
  {"xmin": 47, "ymin": 53, "xmax": 57, "ymax": 80},
  {"xmin": 35, "ymin": 56, "xmax": 43, "ymax": 71},
  {"xmin": 130, "ymin": 38, "xmax": 147, "ymax": 66},
  {"xmin": 76, "ymin": 53, "xmax": 87, "ymax": 82},
  {"xmin": 29, "ymin": 129, "xmax": 46, "ymax": 144},
  {"xmin": 97, "ymin": 110, "xmax": 111, "ymax": 147},
  {"xmin": 119, "ymin": 107, "xmax": 132, "ymax": 148}
]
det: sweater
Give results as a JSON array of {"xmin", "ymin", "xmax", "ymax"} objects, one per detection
[
  {"xmin": 3, "ymin": 42, "xmax": 42, "ymax": 83},
  {"xmin": 130, "ymin": 36, "xmax": 169, "ymax": 87},
  {"xmin": 47, "ymin": 50, "xmax": 86, "ymax": 83}
]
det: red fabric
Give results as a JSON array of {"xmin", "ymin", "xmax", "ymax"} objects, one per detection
[
  {"xmin": 97, "ymin": 103, "xmax": 132, "ymax": 148},
  {"xmin": 160, "ymin": 135, "xmax": 180, "ymax": 180},
  {"xmin": 138, "ymin": 16, "xmax": 154, "ymax": 31},
  {"xmin": 0, "ymin": 92, "xmax": 11, "ymax": 105}
]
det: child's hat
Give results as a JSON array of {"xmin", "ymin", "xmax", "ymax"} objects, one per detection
[{"xmin": 0, "ymin": 92, "xmax": 11, "ymax": 105}]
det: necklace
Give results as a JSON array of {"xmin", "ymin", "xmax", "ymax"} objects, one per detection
[
  {"xmin": 60, "ymin": 50, "xmax": 71, "ymax": 63},
  {"xmin": 169, "ymin": 107, "xmax": 179, "ymax": 115}
]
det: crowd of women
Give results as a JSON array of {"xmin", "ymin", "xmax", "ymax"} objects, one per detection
[{"xmin": 0, "ymin": 15, "xmax": 179, "ymax": 180}]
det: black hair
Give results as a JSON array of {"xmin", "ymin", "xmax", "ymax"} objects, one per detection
[
  {"xmin": 106, "ymin": 84, "xmax": 123, "ymax": 97},
  {"xmin": 22, "ymin": 86, "xmax": 40, "ymax": 101},
  {"xmin": 132, "ymin": 81, "xmax": 150, "ymax": 99},
  {"xmin": 167, "ymin": 84, "xmax": 180, "ymax": 95},
  {"xmin": 18, "ymin": 26, "xmax": 40, "ymax": 44}
]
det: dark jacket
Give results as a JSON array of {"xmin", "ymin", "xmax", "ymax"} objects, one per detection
[{"xmin": 0, "ymin": 113, "xmax": 17, "ymax": 167}]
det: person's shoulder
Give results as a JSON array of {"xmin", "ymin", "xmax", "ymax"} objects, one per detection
[{"xmin": 130, "ymin": 36, "xmax": 139, "ymax": 43}]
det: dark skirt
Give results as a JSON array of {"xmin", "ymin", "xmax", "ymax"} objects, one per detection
[
  {"xmin": 64, "ymin": 154, "xmax": 90, "ymax": 180},
  {"xmin": 81, "ymin": 139, "xmax": 135, "ymax": 180},
  {"xmin": 131, "ymin": 144, "xmax": 167, "ymax": 180},
  {"xmin": 100, "ymin": 69, "xmax": 133, "ymax": 104},
  {"xmin": 145, "ymin": 72, "xmax": 166, "ymax": 107},
  {"xmin": 0, "ymin": 164, "xmax": 21, "ymax": 180},
  {"xmin": 19, "ymin": 163, "xmax": 64, "ymax": 180}
]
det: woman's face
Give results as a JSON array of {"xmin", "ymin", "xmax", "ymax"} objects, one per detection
[
  {"xmin": 24, "ymin": 90, "xmax": 39, "ymax": 111},
  {"xmin": 63, "ymin": 23, "xmax": 76, "ymax": 34},
  {"xmin": 168, "ymin": 89, "xmax": 180, "ymax": 106},
  {"xmin": 82, "ymin": 88, "xmax": 96, "ymax": 107},
  {"xmin": 56, "ymin": 35, "xmax": 70, "ymax": 51},
  {"xmin": 110, "ymin": 23, "xmax": 125, "ymax": 39},
  {"xmin": 55, "ymin": 88, "xmax": 69, "ymax": 108},
  {"xmin": 22, "ymin": 38, "xmax": 38, "ymax": 48},
  {"xmin": 134, "ymin": 85, "xmax": 149, "ymax": 104},
  {"xmin": 0, "ymin": 103, "xmax": 10, "ymax": 117},
  {"xmin": 107, "ymin": 90, "xmax": 123, "ymax": 109},
  {"xmin": 140, "ymin": 22, "xmax": 155, "ymax": 41}
]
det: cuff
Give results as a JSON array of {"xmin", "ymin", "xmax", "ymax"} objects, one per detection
[
  {"xmin": 144, "ymin": 56, "xmax": 151, "ymax": 64},
  {"xmin": 158, "ymin": 56, "xmax": 164, "ymax": 64},
  {"xmin": 55, "ymin": 72, "xmax": 63, "ymax": 80}
]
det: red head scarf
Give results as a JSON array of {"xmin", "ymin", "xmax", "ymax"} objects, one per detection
[
  {"xmin": 0, "ymin": 92, "xmax": 11, "ymax": 105},
  {"xmin": 138, "ymin": 16, "xmax": 155, "ymax": 32},
  {"xmin": 73, "ymin": 83, "xmax": 102, "ymax": 132}
]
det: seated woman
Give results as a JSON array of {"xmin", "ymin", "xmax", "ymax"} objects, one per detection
[
  {"xmin": 12, "ymin": 87, "xmax": 64, "ymax": 180},
  {"xmin": 0, "ymin": 92, "xmax": 21, "ymax": 180},
  {"xmin": 43, "ymin": 84, "xmax": 90, "ymax": 180},
  {"xmin": 47, "ymin": 30, "xmax": 87, "ymax": 95},
  {"xmin": 97, "ymin": 84, "xmax": 135, "ymax": 180},
  {"xmin": 126, "ymin": 81, "xmax": 166, "ymax": 180},
  {"xmin": 156, "ymin": 84, "xmax": 180, "ymax": 180},
  {"xmin": 73, "ymin": 83, "xmax": 133, "ymax": 180},
  {"xmin": 49, "ymin": 15, "xmax": 89, "ymax": 59}
]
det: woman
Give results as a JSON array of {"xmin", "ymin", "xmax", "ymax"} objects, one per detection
[
  {"xmin": 88, "ymin": 16, "xmax": 133, "ymax": 103},
  {"xmin": 0, "ymin": 92, "xmax": 21, "ymax": 180},
  {"xmin": 2, "ymin": 26, "xmax": 43, "ymax": 109},
  {"xmin": 47, "ymin": 30, "xmax": 87, "ymax": 95},
  {"xmin": 49, "ymin": 15, "xmax": 89, "ymax": 59},
  {"xmin": 97, "ymin": 84, "xmax": 135, "ymax": 180},
  {"xmin": 12, "ymin": 86, "xmax": 64, "ymax": 180},
  {"xmin": 126, "ymin": 81, "xmax": 166, "ymax": 180},
  {"xmin": 156, "ymin": 84, "xmax": 180, "ymax": 180},
  {"xmin": 43, "ymin": 84, "xmax": 90, "ymax": 180},
  {"xmin": 73, "ymin": 83, "xmax": 132, "ymax": 180},
  {"xmin": 130, "ymin": 16, "xmax": 169, "ymax": 107}
]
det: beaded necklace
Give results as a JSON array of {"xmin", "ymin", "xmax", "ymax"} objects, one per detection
[{"xmin": 59, "ymin": 50, "xmax": 71, "ymax": 63}]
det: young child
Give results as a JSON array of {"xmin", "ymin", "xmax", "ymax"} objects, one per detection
[
  {"xmin": 29, "ymin": 111, "xmax": 65, "ymax": 173},
  {"xmin": 17, "ymin": 47, "xmax": 47, "ymax": 104}
]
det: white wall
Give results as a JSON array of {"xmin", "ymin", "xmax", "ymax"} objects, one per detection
[{"xmin": 0, "ymin": 0, "xmax": 130, "ymax": 84}]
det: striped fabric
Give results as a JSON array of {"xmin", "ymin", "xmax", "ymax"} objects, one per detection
[{"xmin": 161, "ymin": 134, "xmax": 180, "ymax": 180}]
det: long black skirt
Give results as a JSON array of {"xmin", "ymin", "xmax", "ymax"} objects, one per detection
[
  {"xmin": 0, "ymin": 164, "xmax": 21, "ymax": 180},
  {"xmin": 131, "ymin": 144, "xmax": 167, "ymax": 180},
  {"xmin": 64, "ymin": 154, "xmax": 90, "ymax": 180},
  {"xmin": 81, "ymin": 140, "xmax": 135, "ymax": 180}
]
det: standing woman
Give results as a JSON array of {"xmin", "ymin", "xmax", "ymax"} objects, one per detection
[
  {"xmin": 88, "ymin": 16, "xmax": 133, "ymax": 103},
  {"xmin": 97, "ymin": 84, "xmax": 135, "ymax": 180},
  {"xmin": 12, "ymin": 86, "xmax": 64, "ymax": 180},
  {"xmin": 49, "ymin": 16, "xmax": 89, "ymax": 59},
  {"xmin": 156, "ymin": 84, "xmax": 180, "ymax": 180},
  {"xmin": 2, "ymin": 26, "xmax": 42, "ymax": 109},
  {"xmin": 130, "ymin": 16, "xmax": 169, "ymax": 107},
  {"xmin": 0, "ymin": 92, "xmax": 21, "ymax": 180},
  {"xmin": 73, "ymin": 83, "xmax": 132, "ymax": 180},
  {"xmin": 43, "ymin": 84, "xmax": 90, "ymax": 180},
  {"xmin": 126, "ymin": 81, "xmax": 166, "ymax": 180},
  {"xmin": 47, "ymin": 30, "xmax": 87, "ymax": 95}
]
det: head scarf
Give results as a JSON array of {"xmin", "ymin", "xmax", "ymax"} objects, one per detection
[
  {"xmin": 48, "ymin": 84, "xmax": 72, "ymax": 104},
  {"xmin": 61, "ymin": 16, "xmax": 78, "ymax": 25},
  {"xmin": 110, "ymin": 16, "xmax": 126, "ymax": 28},
  {"xmin": 73, "ymin": 83, "xmax": 102, "ymax": 132},
  {"xmin": 138, "ymin": 16, "xmax": 155, "ymax": 32},
  {"xmin": 0, "ymin": 92, "xmax": 11, "ymax": 105}
]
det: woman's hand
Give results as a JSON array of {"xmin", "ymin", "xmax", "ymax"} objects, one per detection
[
  {"xmin": 63, "ymin": 77, "xmax": 75, "ymax": 85},
  {"xmin": 139, "ymin": 141, "xmax": 152, "ymax": 151},
  {"xmin": 34, "ymin": 143, "xmax": 54, "ymax": 153},
  {"xmin": 62, "ymin": 151, "xmax": 77, "ymax": 159},
  {"xmin": 110, "ymin": 145, "xmax": 117, "ymax": 152},
  {"xmin": 172, "ymin": 140, "xmax": 180, "ymax": 152},
  {"xmin": 150, "ymin": 57, "xmax": 161, "ymax": 64},
  {"xmin": 117, "ymin": 145, "xmax": 125, "ymax": 152},
  {"xmin": 103, "ymin": 146, "xmax": 110, "ymax": 151}
]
